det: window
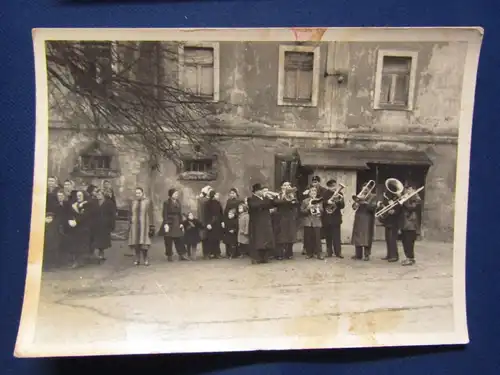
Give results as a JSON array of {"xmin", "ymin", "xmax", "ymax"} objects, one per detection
[
  {"xmin": 74, "ymin": 41, "xmax": 118, "ymax": 89},
  {"xmin": 374, "ymin": 50, "xmax": 418, "ymax": 110},
  {"xmin": 183, "ymin": 159, "xmax": 213, "ymax": 173},
  {"xmin": 278, "ymin": 45, "xmax": 320, "ymax": 107},
  {"xmin": 178, "ymin": 156, "xmax": 217, "ymax": 181},
  {"xmin": 80, "ymin": 155, "xmax": 112, "ymax": 171},
  {"xmin": 178, "ymin": 42, "xmax": 220, "ymax": 101}
]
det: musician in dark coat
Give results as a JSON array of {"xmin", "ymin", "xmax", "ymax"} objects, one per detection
[
  {"xmin": 90, "ymin": 189, "xmax": 116, "ymax": 261},
  {"xmin": 351, "ymin": 192, "xmax": 377, "ymax": 261},
  {"xmin": 159, "ymin": 188, "xmax": 188, "ymax": 261},
  {"xmin": 66, "ymin": 190, "xmax": 92, "ymax": 268},
  {"xmin": 247, "ymin": 183, "xmax": 279, "ymax": 264},
  {"xmin": 400, "ymin": 185, "xmax": 422, "ymax": 266},
  {"xmin": 323, "ymin": 179, "xmax": 345, "ymax": 258},
  {"xmin": 300, "ymin": 187, "xmax": 324, "ymax": 260},
  {"xmin": 377, "ymin": 192, "xmax": 403, "ymax": 262},
  {"xmin": 274, "ymin": 181, "xmax": 299, "ymax": 260},
  {"xmin": 202, "ymin": 190, "xmax": 224, "ymax": 259},
  {"xmin": 301, "ymin": 175, "xmax": 326, "ymax": 255}
]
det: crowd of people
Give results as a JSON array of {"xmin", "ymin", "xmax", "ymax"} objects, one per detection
[{"xmin": 43, "ymin": 174, "xmax": 422, "ymax": 269}]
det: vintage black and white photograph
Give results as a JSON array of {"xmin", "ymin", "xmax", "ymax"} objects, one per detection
[{"xmin": 15, "ymin": 27, "xmax": 482, "ymax": 357}]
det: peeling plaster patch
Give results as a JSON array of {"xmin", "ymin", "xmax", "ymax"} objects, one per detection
[{"xmin": 356, "ymin": 88, "xmax": 370, "ymax": 98}]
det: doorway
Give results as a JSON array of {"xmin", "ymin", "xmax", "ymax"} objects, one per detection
[{"xmin": 357, "ymin": 163, "xmax": 428, "ymax": 241}]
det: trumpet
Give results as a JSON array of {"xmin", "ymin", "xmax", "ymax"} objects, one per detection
[
  {"xmin": 325, "ymin": 183, "xmax": 346, "ymax": 214},
  {"xmin": 375, "ymin": 186, "xmax": 425, "ymax": 219},
  {"xmin": 281, "ymin": 186, "xmax": 298, "ymax": 201},
  {"xmin": 264, "ymin": 190, "xmax": 280, "ymax": 199},
  {"xmin": 353, "ymin": 180, "xmax": 376, "ymax": 202}
]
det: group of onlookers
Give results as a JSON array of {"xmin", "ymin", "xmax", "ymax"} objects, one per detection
[{"xmin": 44, "ymin": 176, "xmax": 117, "ymax": 269}]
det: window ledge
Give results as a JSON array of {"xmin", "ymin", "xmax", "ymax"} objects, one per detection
[
  {"xmin": 71, "ymin": 168, "xmax": 121, "ymax": 178},
  {"xmin": 178, "ymin": 171, "xmax": 217, "ymax": 181},
  {"xmin": 278, "ymin": 100, "xmax": 317, "ymax": 108},
  {"xmin": 373, "ymin": 104, "xmax": 412, "ymax": 112}
]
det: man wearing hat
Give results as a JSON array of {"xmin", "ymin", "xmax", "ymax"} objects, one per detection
[
  {"xmin": 323, "ymin": 179, "xmax": 345, "ymax": 258},
  {"xmin": 246, "ymin": 183, "xmax": 279, "ymax": 264}
]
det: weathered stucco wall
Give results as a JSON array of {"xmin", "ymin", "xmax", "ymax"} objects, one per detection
[
  {"xmin": 47, "ymin": 40, "xmax": 465, "ymax": 242},
  {"xmin": 341, "ymin": 41, "xmax": 467, "ymax": 134},
  {"xmin": 48, "ymin": 129, "xmax": 457, "ymax": 242}
]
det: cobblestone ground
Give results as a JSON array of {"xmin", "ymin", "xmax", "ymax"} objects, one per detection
[{"xmin": 34, "ymin": 240, "xmax": 454, "ymax": 350}]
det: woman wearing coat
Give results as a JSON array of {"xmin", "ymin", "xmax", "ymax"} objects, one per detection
[
  {"xmin": 90, "ymin": 188, "xmax": 116, "ymax": 262},
  {"xmin": 128, "ymin": 187, "xmax": 155, "ymax": 266},
  {"xmin": 158, "ymin": 188, "xmax": 188, "ymax": 261},
  {"xmin": 351, "ymin": 192, "xmax": 377, "ymax": 261},
  {"xmin": 66, "ymin": 190, "xmax": 92, "ymax": 268}
]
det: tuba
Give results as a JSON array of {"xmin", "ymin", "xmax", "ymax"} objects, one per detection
[
  {"xmin": 325, "ymin": 183, "xmax": 346, "ymax": 214},
  {"xmin": 383, "ymin": 178, "xmax": 404, "ymax": 200}
]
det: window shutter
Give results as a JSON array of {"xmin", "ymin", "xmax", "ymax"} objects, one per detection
[
  {"xmin": 297, "ymin": 70, "xmax": 313, "ymax": 100},
  {"xmin": 200, "ymin": 66, "xmax": 214, "ymax": 97},
  {"xmin": 283, "ymin": 70, "xmax": 297, "ymax": 99}
]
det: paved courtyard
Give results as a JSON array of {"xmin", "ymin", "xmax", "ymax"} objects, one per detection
[{"xmin": 33, "ymin": 240, "xmax": 455, "ymax": 351}]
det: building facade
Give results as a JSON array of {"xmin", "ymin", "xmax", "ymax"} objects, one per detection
[{"xmin": 47, "ymin": 40, "xmax": 466, "ymax": 243}]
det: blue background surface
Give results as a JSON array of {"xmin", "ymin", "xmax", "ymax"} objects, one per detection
[{"xmin": 1, "ymin": 0, "xmax": 499, "ymax": 374}]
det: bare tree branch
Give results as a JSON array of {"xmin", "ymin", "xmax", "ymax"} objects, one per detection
[{"xmin": 46, "ymin": 40, "xmax": 224, "ymax": 167}]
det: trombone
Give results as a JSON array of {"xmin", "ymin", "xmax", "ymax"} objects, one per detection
[
  {"xmin": 353, "ymin": 180, "xmax": 376, "ymax": 201},
  {"xmin": 375, "ymin": 186, "xmax": 425, "ymax": 219}
]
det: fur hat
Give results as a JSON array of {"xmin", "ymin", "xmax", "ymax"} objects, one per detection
[{"xmin": 201, "ymin": 185, "xmax": 212, "ymax": 196}]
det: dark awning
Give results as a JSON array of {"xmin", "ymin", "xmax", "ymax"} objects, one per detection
[
  {"xmin": 360, "ymin": 149, "xmax": 433, "ymax": 166},
  {"xmin": 297, "ymin": 148, "xmax": 433, "ymax": 169}
]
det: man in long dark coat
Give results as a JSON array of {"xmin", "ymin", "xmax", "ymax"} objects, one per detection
[
  {"xmin": 274, "ymin": 181, "xmax": 299, "ymax": 260},
  {"xmin": 247, "ymin": 183, "xmax": 278, "ymax": 264},
  {"xmin": 351, "ymin": 192, "xmax": 377, "ymax": 261}
]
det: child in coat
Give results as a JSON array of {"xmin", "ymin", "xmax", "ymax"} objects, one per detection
[
  {"xmin": 182, "ymin": 212, "xmax": 203, "ymax": 259},
  {"xmin": 237, "ymin": 203, "xmax": 250, "ymax": 257},
  {"xmin": 223, "ymin": 209, "xmax": 239, "ymax": 259}
]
